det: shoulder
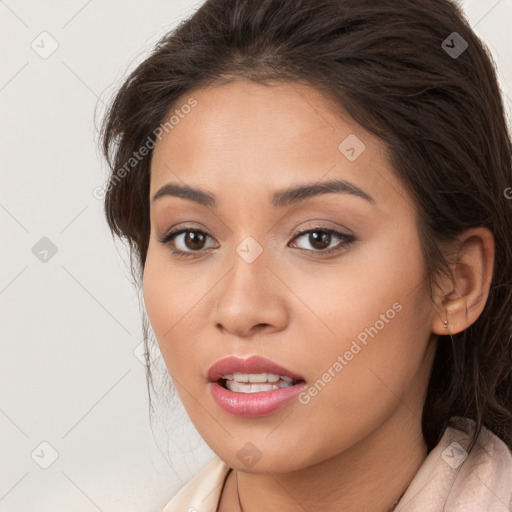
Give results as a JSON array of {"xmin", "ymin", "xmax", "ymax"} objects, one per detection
[
  {"xmin": 162, "ymin": 456, "xmax": 232, "ymax": 512},
  {"xmin": 397, "ymin": 418, "xmax": 512, "ymax": 511}
]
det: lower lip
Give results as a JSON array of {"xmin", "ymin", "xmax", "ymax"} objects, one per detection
[{"xmin": 209, "ymin": 380, "xmax": 306, "ymax": 417}]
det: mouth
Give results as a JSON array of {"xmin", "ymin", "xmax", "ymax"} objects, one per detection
[
  {"xmin": 207, "ymin": 354, "xmax": 305, "ymax": 389},
  {"xmin": 207, "ymin": 355, "xmax": 306, "ymax": 417},
  {"xmin": 217, "ymin": 373, "xmax": 301, "ymax": 393}
]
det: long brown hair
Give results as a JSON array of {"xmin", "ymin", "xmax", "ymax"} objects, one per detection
[{"xmin": 100, "ymin": 0, "xmax": 512, "ymax": 453}]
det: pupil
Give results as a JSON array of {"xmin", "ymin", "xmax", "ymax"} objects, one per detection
[
  {"xmin": 311, "ymin": 231, "xmax": 330, "ymax": 249},
  {"xmin": 186, "ymin": 231, "xmax": 206, "ymax": 250}
]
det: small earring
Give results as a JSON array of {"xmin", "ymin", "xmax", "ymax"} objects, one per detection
[{"xmin": 443, "ymin": 319, "xmax": 449, "ymax": 329}]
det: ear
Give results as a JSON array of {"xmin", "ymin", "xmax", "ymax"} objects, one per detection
[{"xmin": 431, "ymin": 227, "xmax": 495, "ymax": 335}]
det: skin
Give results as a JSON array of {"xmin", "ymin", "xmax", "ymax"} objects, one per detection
[{"xmin": 143, "ymin": 78, "xmax": 495, "ymax": 512}]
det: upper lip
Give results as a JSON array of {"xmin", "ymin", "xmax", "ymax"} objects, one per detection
[{"xmin": 207, "ymin": 355, "xmax": 305, "ymax": 382}]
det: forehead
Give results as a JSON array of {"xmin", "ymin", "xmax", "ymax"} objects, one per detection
[
  {"xmin": 149, "ymin": 79, "xmax": 406, "ymax": 210},
  {"xmin": 152, "ymin": 78, "xmax": 368, "ymax": 163}
]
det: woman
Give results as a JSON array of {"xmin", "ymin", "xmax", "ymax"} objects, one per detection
[{"xmin": 99, "ymin": 0, "xmax": 512, "ymax": 510}]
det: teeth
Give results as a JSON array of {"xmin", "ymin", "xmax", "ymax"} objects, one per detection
[
  {"xmin": 225, "ymin": 380, "xmax": 293, "ymax": 393},
  {"xmin": 221, "ymin": 373, "xmax": 299, "ymax": 393},
  {"xmin": 221, "ymin": 373, "xmax": 295, "ymax": 384}
]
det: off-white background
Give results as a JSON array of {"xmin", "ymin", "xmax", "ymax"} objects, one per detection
[{"xmin": 1, "ymin": 1, "xmax": 511, "ymax": 511}]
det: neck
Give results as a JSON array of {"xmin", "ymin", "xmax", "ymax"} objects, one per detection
[{"xmin": 235, "ymin": 412, "xmax": 427, "ymax": 512}]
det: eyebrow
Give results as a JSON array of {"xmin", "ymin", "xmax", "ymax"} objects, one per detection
[{"xmin": 151, "ymin": 179, "xmax": 375, "ymax": 208}]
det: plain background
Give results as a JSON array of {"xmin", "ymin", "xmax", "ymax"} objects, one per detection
[{"xmin": 0, "ymin": 1, "xmax": 511, "ymax": 511}]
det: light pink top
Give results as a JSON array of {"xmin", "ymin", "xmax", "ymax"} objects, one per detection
[{"xmin": 163, "ymin": 422, "xmax": 512, "ymax": 511}]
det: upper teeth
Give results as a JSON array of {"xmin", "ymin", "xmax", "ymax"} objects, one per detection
[{"xmin": 222, "ymin": 373, "xmax": 294, "ymax": 383}]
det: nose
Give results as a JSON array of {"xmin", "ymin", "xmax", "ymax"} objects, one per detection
[{"xmin": 211, "ymin": 243, "xmax": 289, "ymax": 339}]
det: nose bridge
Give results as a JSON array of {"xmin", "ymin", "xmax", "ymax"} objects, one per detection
[
  {"xmin": 212, "ymin": 230, "xmax": 287, "ymax": 335},
  {"xmin": 224, "ymin": 232, "xmax": 270, "ymax": 305}
]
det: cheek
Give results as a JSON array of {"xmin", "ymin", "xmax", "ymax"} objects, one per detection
[
  {"xmin": 142, "ymin": 244, "xmax": 185, "ymax": 372},
  {"xmin": 290, "ymin": 225, "xmax": 432, "ymax": 414},
  {"xmin": 291, "ymin": 218, "xmax": 427, "ymax": 351},
  {"xmin": 143, "ymin": 246, "xmax": 167, "ymax": 338},
  {"xmin": 285, "ymin": 289, "xmax": 433, "ymax": 465},
  {"xmin": 142, "ymin": 242, "xmax": 216, "ymax": 380}
]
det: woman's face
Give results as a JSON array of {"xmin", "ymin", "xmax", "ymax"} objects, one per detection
[{"xmin": 143, "ymin": 79, "xmax": 438, "ymax": 472}]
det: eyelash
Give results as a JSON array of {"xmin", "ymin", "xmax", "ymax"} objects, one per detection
[{"xmin": 157, "ymin": 225, "xmax": 355, "ymax": 259}]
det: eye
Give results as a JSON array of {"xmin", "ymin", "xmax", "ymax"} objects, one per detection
[
  {"xmin": 158, "ymin": 227, "xmax": 218, "ymax": 257},
  {"xmin": 289, "ymin": 227, "xmax": 355, "ymax": 254}
]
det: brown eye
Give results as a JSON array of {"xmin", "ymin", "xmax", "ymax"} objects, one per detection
[
  {"xmin": 182, "ymin": 231, "xmax": 207, "ymax": 250},
  {"xmin": 158, "ymin": 228, "xmax": 216, "ymax": 256},
  {"xmin": 290, "ymin": 227, "xmax": 355, "ymax": 254},
  {"xmin": 308, "ymin": 231, "xmax": 332, "ymax": 250}
]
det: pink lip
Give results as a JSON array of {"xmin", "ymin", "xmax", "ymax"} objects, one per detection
[{"xmin": 207, "ymin": 355, "xmax": 306, "ymax": 418}]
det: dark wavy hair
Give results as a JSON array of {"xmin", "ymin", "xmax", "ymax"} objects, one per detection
[{"xmin": 99, "ymin": 0, "xmax": 512, "ymax": 454}]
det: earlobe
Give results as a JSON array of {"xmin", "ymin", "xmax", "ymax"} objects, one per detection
[{"xmin": 431, "ymin": 227, "xmax": 495, "ymax": 336}]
